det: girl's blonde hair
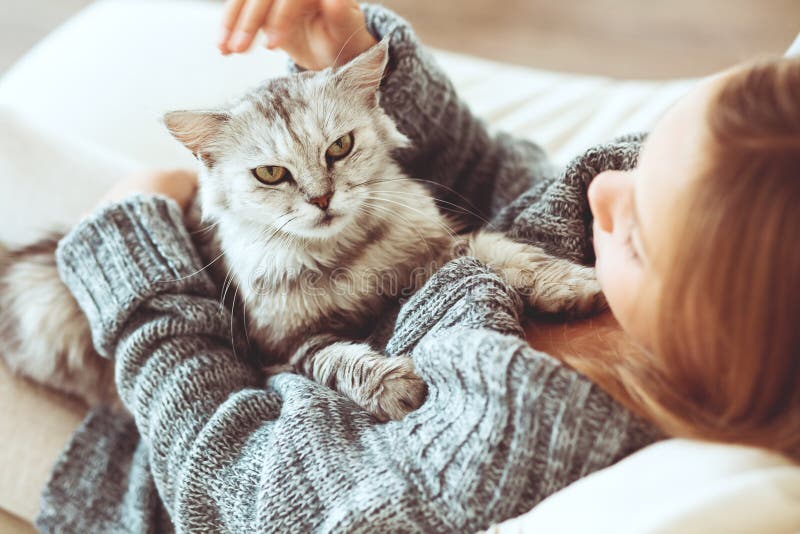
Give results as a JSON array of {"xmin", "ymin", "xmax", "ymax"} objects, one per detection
[{"xmin": 566, "ymin": 56, "xmax": 800, "ymax": 460}]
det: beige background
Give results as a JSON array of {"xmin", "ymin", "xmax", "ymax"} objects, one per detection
[{"xmin": 1, "ymin": 0, "xmax": 799, "ymax": 78}]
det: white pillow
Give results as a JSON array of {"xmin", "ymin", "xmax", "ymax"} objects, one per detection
[{"xmin": 488, "ymin": 440, "xmax": 800, "ymax": 533}]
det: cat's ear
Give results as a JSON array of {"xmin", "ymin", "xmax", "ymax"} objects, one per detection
[
  {"xmin": 163, "ymin": 110, "xmax": 229, "ymax": 158},
  {"xmin": 334, "ymin": 38, "xmax": 390, "ymax": 105}
]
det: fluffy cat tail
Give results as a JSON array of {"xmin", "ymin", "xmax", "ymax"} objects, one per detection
[{"xmin": 0, "ymin": 234, "xmax": 117, "ymax": 406}]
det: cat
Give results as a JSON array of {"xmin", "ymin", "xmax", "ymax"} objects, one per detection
[{"xmin": 0, "ymin": 41, "xmax": 603, "ymax": 421}]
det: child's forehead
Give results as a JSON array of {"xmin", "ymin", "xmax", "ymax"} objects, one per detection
[{"xmin": 639, "ymin": 77, "xmax": 717, "ymax": 179}]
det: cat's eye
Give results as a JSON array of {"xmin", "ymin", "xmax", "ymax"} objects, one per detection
[
  {"xmin": 326, "ymin": 132, "xmax": 354, "ymax": 162},
  {"xmin": 252, "ymin": 165, "xmax": 291, "ymax": 185}
]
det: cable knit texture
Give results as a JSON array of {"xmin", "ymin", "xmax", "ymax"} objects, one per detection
[{"xmin": 37, "ymin": 5, "xmax": 660, "ymax": 533}]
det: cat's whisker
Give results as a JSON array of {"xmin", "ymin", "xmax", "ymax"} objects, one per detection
[
  {"xmin": 372, "ymin": 196, "xmax": 458, "ymax": 244},
  {"xmin": 315, "ymin": 73, "xmax": 326, "ymax": 133},
  {"xmin": 189, "ymin": 221, "xmax": 219, "ymax": 236},
  {"xmin": 357, "ymin": 202, "xmax": 438, "ymax": 260},
  {"xmin": 365, "ymin": 189, "xmax": 493, "ymax": 228},
  {"xmin": 217, "ymin": 264, "xmax": 236, "ymax": 315},
  {"xmin": 367, "ymin": 195, "xmax": 462, "ymax": 244},
  {"xmin": 219, "ymin": 240, "xmax": 270, "ymax": 314},
  {"xmin": 249, "ymin": 213, "xmax": 299, "ymax": 292},
  {"xmin": 351, "ymin": 176, "xmax": 491, "ymax": 227},
  {"xmin": 230, "ymin": 283, "xmax": 241, "ymax": 360},
  {"xmin": 358, "ymin": 205, "xmax": 437, "ymax": 265},
  {"xmin": 220, "ymin": 266, "xmax": 238, "ymax": 314},
  {"xmin": 217, "ymin": 223, "xmax": 286, "ymax": 314},
  {"xmin": 241, "ymin": 288, "xmax": 251, "ymax": 351},
  {"xmin": 331, "ymin": 26, "xmax": 372, "ymax": 69},
  {"xmin": 159, "ymin": 250, "xmax": 226, "ymax": 284},
  {"xmin": 319, "ymin": 69, "xmax": 336, "ymax": 134},
  {"xmin": 316, "ymin": 25, "xmax": 378, "ymax": 132}
]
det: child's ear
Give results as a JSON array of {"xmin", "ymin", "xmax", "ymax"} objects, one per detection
[
  {"xmin": 162, "ymin": 110, "xmax": 229, "ymax": 158},
  {"xmin": 334, "ymin": 38, "xmax": 390, "ymax": 106}
]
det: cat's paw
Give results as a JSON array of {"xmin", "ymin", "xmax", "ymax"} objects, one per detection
[
  {"xmin": 498, "ymin": 246, "xmax": 607, "ymax": 317},
  {"xmin": 464, "ymin": 231, "xmax": 606, "ymax": 318},
  {"xmin": 362, "ymin": 356, "xmax": 427, "ymax": 422},
  {"xmin": 523, "ymin": 263, "xmax": 607, "ymax": 317}
]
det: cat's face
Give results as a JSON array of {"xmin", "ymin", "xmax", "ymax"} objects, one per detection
[{"xmin": 165, "ymin": 40, "xmax": 408, "ymax": 240}]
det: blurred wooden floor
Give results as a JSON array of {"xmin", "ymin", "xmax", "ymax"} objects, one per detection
[
  {"xmin": 1, "ymin": 0, "xmax": 798, "ymax": 78},
  {"xmin": 381, "ymin": 0, "xmax": 800, "ymax": 78}
]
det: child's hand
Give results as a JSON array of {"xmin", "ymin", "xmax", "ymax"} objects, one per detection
[
  {"xmin": 94, "ymin": 170, "xmax": 198, "ymax": 214},
  {"xmin": 218, "ymin": 0, "xmax": 377, "ymax": 70}
]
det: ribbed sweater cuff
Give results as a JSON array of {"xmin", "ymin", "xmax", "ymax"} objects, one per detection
[
  {"xmin": 55, "ymin": 194, "xmax": 216, "ymax": 358},
  {"xmin": 362, "ymin": 4, "xmax": 419, "ymax": 63},
  {"xmin": 360, "ymin": 4, "xmax": 465, "ymax": 169}
]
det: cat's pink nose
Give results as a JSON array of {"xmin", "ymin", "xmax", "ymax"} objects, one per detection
[{"xmin": 308, "ymin": 193, "xmax": 333, "ymax": 211}]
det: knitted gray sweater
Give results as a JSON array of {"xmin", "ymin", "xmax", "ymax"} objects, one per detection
[{"xmin": 37, "ymin": 6, "xmax": 659, "ymax": 533}]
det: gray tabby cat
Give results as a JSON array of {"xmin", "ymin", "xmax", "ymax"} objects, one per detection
[{"xmin": 0, "ymin": 42, "xmax": 603, "ymax": 421}]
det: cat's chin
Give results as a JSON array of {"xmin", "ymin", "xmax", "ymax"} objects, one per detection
[{"xmin": 291, "ymin": 213, "xmax": 350, "ymax": 239}]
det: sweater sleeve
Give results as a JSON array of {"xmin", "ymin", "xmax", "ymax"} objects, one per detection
[
  {"xmin": 386, "ymin": 257, "xmax": 660, "ymax": 529},
  {"xmin": 55, "ymin": 195, "xmax": 273, "ymax": 531},
  {"xmin": 51, "ymin": 195, "xmax": 657, "ymax": 532},
  {"xmin": 361, "ymin": 4, "xmax": 556, "ymax": 224}
]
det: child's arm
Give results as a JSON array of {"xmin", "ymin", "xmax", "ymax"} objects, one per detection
[
  {"xmin": 48, "ymin": 186, "xmax": 655, "ymax": 531},
  {"xmin": 361, "ymin": 5, "xmax": 554, "ymax": 224},
  {"xmin": 219, "ymin": 1, "xmax": 554, "ymax": 224}
]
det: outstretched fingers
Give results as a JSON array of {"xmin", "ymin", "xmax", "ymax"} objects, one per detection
[
  {"xmin": 220, "ymin": 0, "xmax": 275, "ymax": 54},
  {"xmin": 219, "ymin": 0, "xmax": 244, "ymax": 53}
]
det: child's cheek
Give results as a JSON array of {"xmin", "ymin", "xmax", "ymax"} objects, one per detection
[
  {"xmin": 591, "ymin": 222, "xmax": 610, "ymax": 284},
  {"xmin": 593, "ymin": 230, "xmax": 630, "ymax": 311}
]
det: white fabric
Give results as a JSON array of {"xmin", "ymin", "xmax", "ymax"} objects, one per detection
[
  {"xmin": 0, "ymin": 1, "xmax": 798, "ymax": 531},
  {"xmin": 0, "ymin": 108, "xmax": 138, "ymax": 245},
  {"xmin": 488, "ymin": 440, "xmax": 800, "ymax": 534},
  {"xmin": 787, "ymin": 33, "xmax": 800, "ymax": 56}
]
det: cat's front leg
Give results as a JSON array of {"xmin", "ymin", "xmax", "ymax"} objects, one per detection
[
  {"xmin": 284, "ymin": 334, "xmax": 427, "ymax": 422},
  {"xmin": 464, "ymin": 231, "xmax": 607, "ymax": 317}
]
